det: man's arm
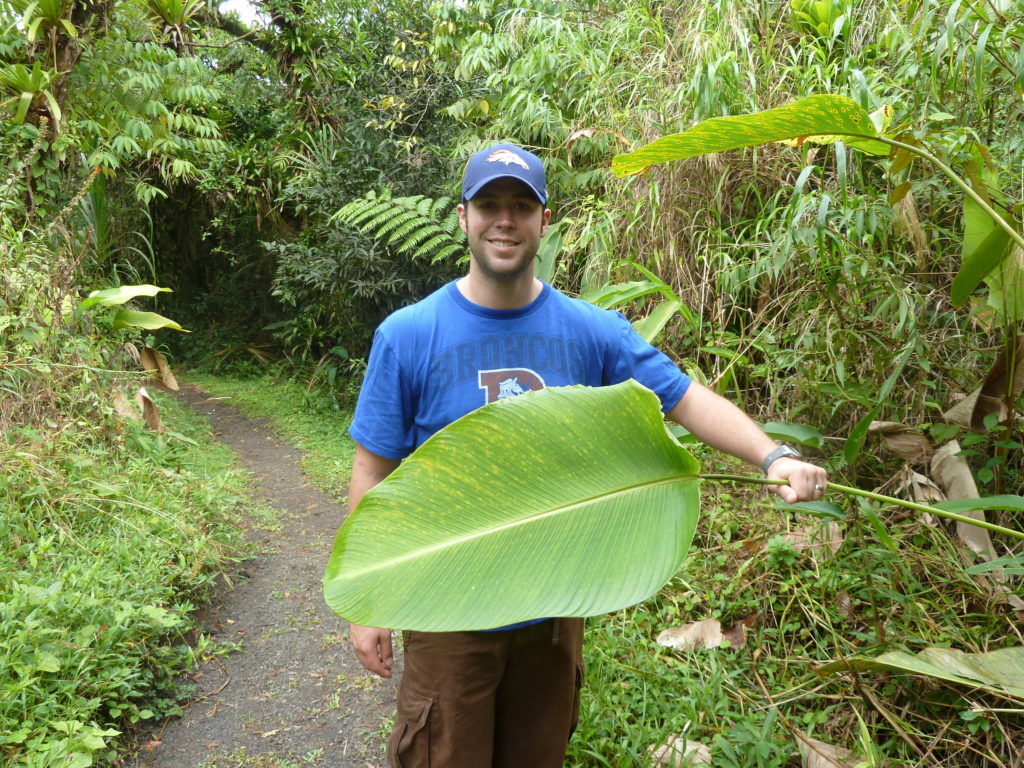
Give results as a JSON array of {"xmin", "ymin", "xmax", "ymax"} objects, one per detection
[
  {"xmin": 668, "ymin": 382, "xmax": 827, "ymax": 503},
  {"xmin": 347, "ymin": 443, "xmax": 402, "ymax": 678}
]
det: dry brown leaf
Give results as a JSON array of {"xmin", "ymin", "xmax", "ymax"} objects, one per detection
[
  {"xmin": 112, "ymin": 389, "xmax": 141, "ymax": 420},
  {"xmin": 930, "ymin": 441, "xmax": 995, "ymax": 560},
  {"xmin": 897, "ymin": 465, "xmax": 946, "ymax": 504},
  {"xmin": 122, "ymin": 342, "xmax": 141, "ymax": 366},
  {"xmin": 795, "ymin": 731, "xmax": 861, "ymax": 768},
  {"xmin": 657, "ymin": 619, "xmax": 722, "ymax": 650},
  {"xmin": 868, "ymin": 421, "xmax": 932, "ymax": 463},
  {"xmin": 896, "ymin": 466, "xmax": 945, "ymax": 526},
  {"xmin": 140, "ymin": 345, "xmax": 179, "ymax": 391},
  {"xmin": 893, "ymin": 192, "xmax": 928, "ymax": 271},
  {"xmin": 835, "ymin": 591, "xmax": 853, "ymax": 619},
  {"xmin": 929, "ymin": 449, "xmax": 1020, "ymax": 605},
  {"xmin": 783, "ymin": 521, "xmax": 843, "ymax": 558},
  {"xmin": 135, "ymin": 387, "xmax": 165, "ymax": 433},
  {"xmin": 973, "ymin": 337, "xmax": 1024, "ymax": 431},
  {"xmin": 740, "ymin": 538, "xmax": 763, "ymax": 557},
  {"xmin": 720, "ymin": 620, "xmax": 748, "ymax": 648},
  {"xmin": 943, "ymin": 391, "xmax": 976, "ymax": 428},
  {"xmin": 566, "ymin": 128, "xmax": 596, "ymax": 168},
  {"xmin": 944, "ymin": 339, "xmax": 1024, "ymax": 430},
  {"xmin": 648, "ymin": 735, "xmax": 712, "ymax": 767}
]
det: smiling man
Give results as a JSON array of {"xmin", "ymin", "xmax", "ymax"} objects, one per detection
[{"xmin": 345, "ymin": 143, "xmax": 826, "ymax": 767}]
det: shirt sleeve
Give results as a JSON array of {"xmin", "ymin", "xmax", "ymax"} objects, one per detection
[
  {"xmin": 348, "ymin": 330, "xmax": 416, "ymax": 460},
  {"xmin": 606, "ymin": 312, "xmax": 691, "ymax": 412}
]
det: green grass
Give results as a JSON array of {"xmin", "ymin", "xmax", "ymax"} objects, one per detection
[
  {"xmin": 1, "ymin": 388, "xmax": 261, "ymax": 767},
  {"xmin": 168, "ymin": 376, "xmax": 1024, "ymax": 766},
  {"xmin": 185, "ymin": 371, "xmax": 356, "ymax": 501},
  {"xmin": 568, "ymin": 477, "xmax": 1023, "ymax": 767}
]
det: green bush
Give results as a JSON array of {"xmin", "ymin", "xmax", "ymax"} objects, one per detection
[{"xmin": 0, "ymin": 395, "xmax": 249, "ymax": 768}]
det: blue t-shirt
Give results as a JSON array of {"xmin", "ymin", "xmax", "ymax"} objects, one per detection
[
  {"xmin": 349, "ymin": 280, "xmax": 692, "ymax": 630},
  {"xmin": 349, "ymin": 280, "xmax": 691, "ymax": 460}
]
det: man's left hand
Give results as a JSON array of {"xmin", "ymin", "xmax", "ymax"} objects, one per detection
[{"xmin": 766, "ymin": 457, "xmax": 827, "ymax": 503}]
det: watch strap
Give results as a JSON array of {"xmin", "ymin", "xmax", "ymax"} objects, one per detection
[{"xmin": 762, "ymin": 445, "xmax": 800, "ymax": 475}]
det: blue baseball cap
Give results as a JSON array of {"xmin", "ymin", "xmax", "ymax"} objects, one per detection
[{"xmin": 461, "ymin": 143, "xmax": 548, "ymax": 205}]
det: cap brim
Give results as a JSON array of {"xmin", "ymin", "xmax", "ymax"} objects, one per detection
[{"xmin": 463, "ymin": 174, "xmax": 547, "ymax": 205}]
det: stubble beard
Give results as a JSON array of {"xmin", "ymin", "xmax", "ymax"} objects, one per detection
[{"xmin": 470, "ymin": 245, "xmax": 537, "ymax": 284}]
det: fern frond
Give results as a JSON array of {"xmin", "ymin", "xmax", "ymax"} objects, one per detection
[
  {"xmin": 441, "ymin": 208, "xmax": 461, "ymax": 232},
  {"xmin": 388, "ymin": 218, "xmax": 435, "ymax": 246},
  {"xmin": 372, "ymin": 209, "xmax": 418, "ymax": 238},
  {"xmin": 414, "ymin": 233, "xmax": 455, "ymax": 260},
  {"xmin": 332, "ymin": 190, "xmax": 392, "ymax": 226},
  {"xmin": 432, "ymin": 244, "xmax": 465, "ymax": 263},
  {"xmin": 431, "ymin": 197, "xmax": 455, "ymax": 220},
  {"xmin": 398, "ymin": 223, "xmax": 443, "ymax": 250},
  {"xmin": 353, "ymin": 202, "xmax": 400, "ymax": 230},
  {"xmin": 332, "ymin": 189, "xmax": 465, "ymax": 262}
]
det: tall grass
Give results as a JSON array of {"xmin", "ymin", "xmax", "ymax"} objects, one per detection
[
  {"xmin": 439, "ymin": 0, "xmax": 1024, "ymax": 764},
  {"xmin": 449, "ymin": 0, "xmax": 1017, "ymax": 441}
]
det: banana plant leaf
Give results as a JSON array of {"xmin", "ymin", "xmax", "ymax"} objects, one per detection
[
  {"xmin": 817, "ymin": 646, "xmax": 1024, "ymax": 700},
  {"xmin": 80, "ymin": 284, "xmax": 170, "ymax": 309},
  {"xmin": 111, "ymin": 309, "xmax": 187, "ymax": 332},
  {"xmin": 612, "ymin": 94, "xmax": 885, "ymax": 177},
  {"xmin": 323, "ymin": 380, "xmax": 700, "ymax": 631}
]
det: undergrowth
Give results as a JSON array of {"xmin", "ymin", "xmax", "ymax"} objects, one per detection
[
  {"xmin": 1, "ymin": 156, "xmax": 267, "ymax": 766},
  {"xmin": 172, "ymin": 376, "xmax": 1024, "ymax": 766},
  {"xmin": 0, "ymin": 391, "xmax": 254, "ymax": 767},
  {"xmin": 570, "ymin": 457, "xmax": 1024, "ymax": 767}
]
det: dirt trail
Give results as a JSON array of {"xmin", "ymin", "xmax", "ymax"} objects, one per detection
[{"xmin": 132, "ymin": 385, "xmax": 397, "ymax": 768}]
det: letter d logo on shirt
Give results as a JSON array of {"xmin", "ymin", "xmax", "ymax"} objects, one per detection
[{"xmin": 478, "ymin": 369, "xmax": 545, "ymax": 404}]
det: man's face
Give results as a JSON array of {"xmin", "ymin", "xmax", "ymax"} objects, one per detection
[{"xmin": 458, "ymin": 177, "xmax": 551, "ymax": 284}]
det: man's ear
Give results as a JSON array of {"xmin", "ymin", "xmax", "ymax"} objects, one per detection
[
  {"xmin": 457, "ymin": 202, "xmax": 468, "ymax": 234},
  {"xmin": 540, "ymin": 208, "xmax": 551, "ymax": 236}
]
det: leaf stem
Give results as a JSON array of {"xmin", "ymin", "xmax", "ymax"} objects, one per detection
[
  {"xmin": 701, "ymin": 474, "xmax": 1024, "ymax": 541},
  {"xmin": 847, "ymin": 133, "xmax": 1024, "ymax": 253}
]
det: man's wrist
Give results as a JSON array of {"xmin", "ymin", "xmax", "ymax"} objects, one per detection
[{"xmin": 762, "ymin": 445, "xmax": 800, "ymax": 475}]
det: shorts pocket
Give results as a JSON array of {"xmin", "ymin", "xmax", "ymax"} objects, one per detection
[
  {"xmin": 389, "ymin": 688, "xmax": 433, "ymax": 768},
  {"xmin": 569, "ymin": 659, "xmax": 584, "ymax": 737}
]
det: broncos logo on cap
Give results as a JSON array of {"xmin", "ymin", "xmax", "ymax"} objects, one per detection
[{"xmin": 486, "ymin": 149, "xmax": 530, "ymax": 170}]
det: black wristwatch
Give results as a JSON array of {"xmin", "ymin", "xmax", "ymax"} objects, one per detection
[{"xmin": 762, "ymin": 445, "xmax": 800, "ymax": 475}]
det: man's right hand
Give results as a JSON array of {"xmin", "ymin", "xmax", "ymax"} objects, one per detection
[{"xmin": 349, "ymin": 623, "xmax": 394, "ymax": 678}]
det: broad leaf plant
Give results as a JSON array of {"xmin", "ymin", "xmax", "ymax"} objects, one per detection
[{"xmin": 324, "ymin": 381, "xmax": 1022, "ymax": 632}]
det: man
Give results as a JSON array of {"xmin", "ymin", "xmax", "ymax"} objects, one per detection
[{"xmin": 346, "ymin": 143, "xmax": 827, "ymax": 767}]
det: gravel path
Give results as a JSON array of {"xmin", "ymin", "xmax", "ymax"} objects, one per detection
[{"xmin": 132, "ymin": 385, "xmax": 397, "ymax": 768}]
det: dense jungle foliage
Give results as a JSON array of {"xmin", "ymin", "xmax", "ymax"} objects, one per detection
[{"xmin": 2, "ymin": 0, "xmax": 1023, "ymax": 765}]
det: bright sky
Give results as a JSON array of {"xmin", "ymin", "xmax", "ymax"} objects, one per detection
[{"xmin": 218, "ymin": 0, "xmax": 267, "ymax": 27}]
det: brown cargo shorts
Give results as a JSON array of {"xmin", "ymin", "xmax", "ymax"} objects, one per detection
[{"xmin": 387, "ymin": 617, "xmax": 584, "ymax": 768}]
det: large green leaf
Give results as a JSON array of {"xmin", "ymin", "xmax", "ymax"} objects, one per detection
[
  {"xmin": 536, "ymin": 220, "xmax": 563, "ymax": 284},
  {"xmin": 323, "ymin": 380, "xmax": 700, "ymax": 631},
  {"xmin": 953, "ymin": 146, "xmax": 1022, "ymax": 311},
  {"xmin": 111, "ymin": 309, "xmax": 187, "ymax": 332},
  {"xmin": 612, "ymin": 95, "xmax": 882, "ymax": 177},
  {"xmin": 953, "ymin": 225, "xmax": 1013, "ymax": 307},
  {"xmin": 817, "ymin": 646, "xmax": 1024, "ymax": 700},
  {"xmin": 952, "ymin": 173, "xmax": 1017, "ymax": 308},
  {"xmin": 80, "ymin": 284, "xmax": 170, "ymax": 309},
  {"xmin": 632, "ymin": 298, "xmax": 683, "ymax": 343},
  {"xmin": 761, "ymin": 421, "xmax": 825, "ymax": 449}
]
